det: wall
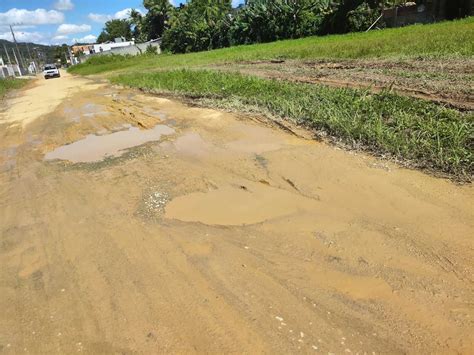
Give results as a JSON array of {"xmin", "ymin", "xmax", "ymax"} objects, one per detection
[
  {"xmin": 92, "ymin": 41, "xmax": 135, "ymax": 54},
  {"xmin": 0, "ymin": 64, "xmax": 21, "ymax": 78},
  {"xmin": 88, "ymin": 41, "xmax": 161, "ymax": 58}
]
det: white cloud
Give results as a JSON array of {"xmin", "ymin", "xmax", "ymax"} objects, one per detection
[
  {"xmin": 0, "ymin": 8, "xmax": 64, "ymax": 26},
  {"xmin": 73, "ymin": 34, "xmax": 97, "ymax": 44},
  {"xmin": 0, "ymin": 24, "xmax": 35, "ymax": 32},
  {"xmin": 114, "ymin": 8, "xmax": 134, "ymax": 20},
  {"xmin": 54, "ymin": 0, "xmax": 74, "ymax": 11},
  {"xmin": 87, "ymin": 13, "xmax": 111, "ymax": 23},
  {"xmin": 52, "ymin": 35, "xmax": 68, "ymax": 41},
  {"xmin": 56, "ymin": 23, "xmax": 91, "ymax": 35},
  {"xmin": 88, "ymin": 8, "xmax": 144, "ymax": 23},
  {"xmin": 0, "ymin": 30, "xmax": 45, "ymax": 43}
]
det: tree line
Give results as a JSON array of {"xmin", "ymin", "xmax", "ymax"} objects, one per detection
[{"xmin": 96, "ymin": 0, "xmax": 410, "ymax": 54}]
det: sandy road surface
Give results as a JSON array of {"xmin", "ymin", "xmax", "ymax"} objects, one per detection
[{"xmin": 0, "ymin": 74, "xmax": 473, "ymax": 354}]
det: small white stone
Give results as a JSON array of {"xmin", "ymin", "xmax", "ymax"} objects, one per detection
[
  {"xmin": 312, "ymin": 345, "xmax": 318, "ymax": 350},
  {"xmin": 300, "ymin": 332, "xmax": 305, "ymax": 338},
  {"xmin": 61, "ymin": 289, "xmax": 66, "ymax": 292},
  {"xmin": 275, "ymin": 316, "xmax": 284, "ymax": 322},
  {"xmin": 58, "ymin": 332, "xmax": 62, "ymax": 336}
]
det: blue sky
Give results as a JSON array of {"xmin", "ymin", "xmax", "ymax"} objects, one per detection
[{"xmin": 0, "ymin": 0, "xmax": 243, "ymax": 45}]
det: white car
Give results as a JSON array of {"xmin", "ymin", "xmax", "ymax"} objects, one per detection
[{"xmin": 43, "ymin": 64, "xmax": 61, "ymax": 79}]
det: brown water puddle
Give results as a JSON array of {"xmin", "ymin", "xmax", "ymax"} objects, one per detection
[
  {"xmin": 172, "ymin": 132, "xmax": 213, "ymax": 158},
  {"xmin": 44, "ymin": 124, "xmax": 175, "ymax": 163},
  {"xmin": 165, "ymin": 182, "xmax": 319, "ymax": 225},
  {"xmin": 225, "ymin": 123, "xmax": 285, "ymax": 154}
]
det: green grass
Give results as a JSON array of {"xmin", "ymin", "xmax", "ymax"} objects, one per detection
[
  {"xmin": 69, "ymin": 17, "xmax": 474, "ymax": 76},
  {"xmin": 0, "ymin": 78, "xmax": 28, "ymax": 98},
  {"xmin": 112, "ymin": 69, "xmax": 473, "ymax": 178}
]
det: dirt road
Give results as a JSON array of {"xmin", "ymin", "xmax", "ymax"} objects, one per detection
[{"xmin": 1, "ymin": 73, "xmax": 473, "ymax": 354}]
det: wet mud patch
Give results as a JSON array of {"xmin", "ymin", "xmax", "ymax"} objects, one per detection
[
  {"xmin": 165, "ymin": 181, "xmax": 320, "ymax": 226},
  {"xmin": 63, "ymin": 103, "xmax": 110, "ymax": 123}
]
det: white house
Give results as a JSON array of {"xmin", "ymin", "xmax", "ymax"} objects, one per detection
[{"xmin": 92, "ymin": 38, "xmax": 135, "ymax": 54}]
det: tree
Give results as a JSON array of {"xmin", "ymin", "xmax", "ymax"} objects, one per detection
[
  {"xmin": 97, "ymin": 31, "xmax": 109, "ymax": 43},
  {"xmin": 230, "ymin": 0, "xmax": 330, "ymax": 45},
  {"xmin": 143, "ymin": 0, "xmax": 173, "ymax": 40},
  {"xmin": 54, "ymin": 44, "xmax": 69, "ymax": 65},
  {"xmin": 97, "ymin": 19, "xmax": 132, "ymax": 43},
  {"xmin": 161, "ymin": 0, "xmax": 232, "ymax": 53},
  {"xmin": 129, "ymin": 9, "xmax": 147, "ymax": 42}
]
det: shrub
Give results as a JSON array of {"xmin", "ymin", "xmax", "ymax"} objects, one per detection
[{"xmin": 145, "ymin": 44, "xmax": 159, "ymax": 55}]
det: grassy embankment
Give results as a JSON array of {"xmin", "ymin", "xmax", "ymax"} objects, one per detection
[
  {"xmin": 70, "ymin": 18, "xmax": 474, "ymax": 179},
  {"xmin": 69, "ymin": 18, "xmax": 474, "ymax": 75},
  {"xmin": 0, "ymin": 78, "xmax": 28, "ymax": 99}
]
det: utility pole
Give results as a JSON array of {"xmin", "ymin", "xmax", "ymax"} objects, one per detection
[
  {"xmin": 11, "ymin": 48, "xmax": 22, "ymax": 76},
  {"xmin": 2, "ymin": 44, "xmax": 11, "ymax": 64},
  {"xmin": 25, "ymin": 42, "xmax": 37, "ymax": 73},
  {"xmin": 12, "ymin": 48, "xmax": 19, "ymax": 66},
  {"xmin": 10, "ymin": 25, "xmax": 25, "ymax": 69}
]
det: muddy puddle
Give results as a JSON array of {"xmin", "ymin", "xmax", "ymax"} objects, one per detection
[
  {"xmin": 165, "ymin": 181, "xmax": 319, "ymax": 225},
  {"xmin": 171, "ymin": 132, "xmax": 213, "ymax": 158},
  {"xmin": 225, "ymin": 123, "xmax": 286, "ymax": 154},
  {"xmin": 44, "ymin": 124, "xmax": 175, "ymax": 163}
]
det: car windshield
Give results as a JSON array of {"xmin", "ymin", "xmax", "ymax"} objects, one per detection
[{"xmin": 44, "ymin": 65, "xmax": 56, "ymax": 70}]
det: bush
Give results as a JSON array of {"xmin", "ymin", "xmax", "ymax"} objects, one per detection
[{"xmin": 145, "ymin": 44, "xmax": 159, "ymax": 55}]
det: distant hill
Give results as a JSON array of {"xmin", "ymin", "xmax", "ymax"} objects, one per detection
[{"xmin": 0, "ymin": 39, "xmax": 57, "ymax": 65}]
